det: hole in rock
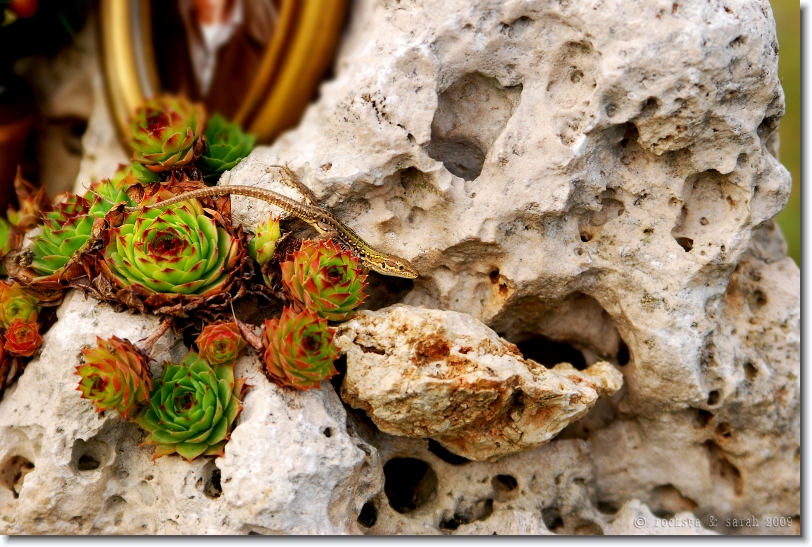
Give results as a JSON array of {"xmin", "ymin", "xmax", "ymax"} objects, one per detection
[
  {"xmin": 596, "ymin": 500, "xmax": 620, "ymax": 515},
  {"xmin": 71, "ymin": 437, "xmax": 112, "ymax": 474},
  {"xmin": 383, "ymin": 458, "xmax": 438, "ymax": 514},
  {"xmin": 541, "ymin": 507, "xmax": 564, "ymax": 533},
  {"xmin": 580, "ymin": 232, "xmax": 592, "ymax": 242},
  {"xmin": 695, "ymin": 409, "xmax": 714, "ymax": 427},
  {"xmin": 492, "ymin": 474, "xmax": 518, "ymax": 493},
  {"xmin": 357, "ymin": 502, "xmax": 377, "ymax": 528},
  {"xmin": 491, "ymin": 475, "xmax": 519, "ymax": 501},
  {"xmin": 704, "ymin": 440, "xmax": 743, "ymax": 495},
  {"xmin": 0, "ymin": 456, "xmax": 33, "ymax": 499},
  {"xmin": 323, "ymin": 428, "xmax": 333, "ymax": 438},
  {"xmin": 618, "ymin": 122, "xmax": 639, "ymax": 148},
  {"xmin": 426, "ymin": 73, "xmax": 522, "ymax": 181},
  {"xmin": 358, "ymin": 271, "xmax": 414, "ymax": 313},
  {"xmin": 489, "ymin": 269, "xmax": 500, "ymax": 284},
  {"xmin": 715, "ymin": 423, "xmax": 732, "ymax": 439},
  {"xmin": 202, "ymin": 460, "xmax": 222, "ymax": 499},
  {"xmin": 516, "ymin": 335, "xmax": 587, "ymax": 370},
  {"xmin": 428, "ymin": 439, "xmax": 471, "ymax": 466},
  {"xmin": 748, "ymin": 289, "xmax": 767, "ymax": 311},
  {"xmin": 744, "ymin": 361, "xmax": 758, "ymax": 382},
  {"xmin": 675, "ymin": 237, "xmax": 694, "ymax": 252},
  {"xmin": 439, "ymin": 499, "xmax": 494, "ymax": 531},
  {"xmin": 706, "ymin": 390, "xmax": 721, "ymax": 406},
  {"xmin": 574, "ymin": 522, "xmax": 604, "ymax": 535},
  {"xmin": 491, "ymin": 292, "xmax": 628, "ymax": 370},
  {"xmin": 616, "ymin": 340, "xmax": 630, "ymax": 365},
  {"xmin": 77, "ymin": 455, "xmax": 99, "ymax": 471},
  {"xmin": 647, "ymin": 484, "xmax": 698, "ymax": 519},
  {"xmin": 329, "ymin": 355, "xmax": 347, "ymax": 392}
]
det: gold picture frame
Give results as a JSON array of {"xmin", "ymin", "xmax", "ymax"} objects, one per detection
[{"xmin": 99, "ymin": 0, "xmax": 347, "ymax": 144}]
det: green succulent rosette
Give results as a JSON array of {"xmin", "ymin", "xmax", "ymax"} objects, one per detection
[
  {"xmin": 262, "ymin": 306, "xmax": 339, "ymax": 390},
  {"xmin": 130, "ymin": 95, "xmax": 206, "ymax": 172},
  {"xmin": 196, "ymin": 322, "xmax": 246, "ymax": 367},
  {"xmin": 0, "ymin": 217, "xmax": 18, "ymax": 275},
  {"xmin": 29, "ymin": 194, "xmax": 94, "ymax": 277},
  {"xmin": 199, "ymin": 114, "xmax": 256, "ymax": 184},
  {"xmin": 76, "ymin": 336, "xmax": 153, "ymax": 418},
  {"xmin": 135, "ymin": 351, "xmax": 248, "ymax": 461},
  {"xmin": 281, "ymin": 239, "xmax": 368, "ymax": 322},
  {"xmin": 100, "ymin": 200, "xmax": 241, "ymax": 297},
  {"xmin": 85, "ymin": 179, "xmax": 137, "ymax": 218},
  {"xmin": 0, "ymin": 282, "xmax": 40, "ymax": 328},
  {"xmin": 110, "ymin": 162, "xmax": 160, "ymax": 189}
]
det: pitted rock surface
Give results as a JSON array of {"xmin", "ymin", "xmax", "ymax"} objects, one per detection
[{"xmin": 46, "ymin": 0, "xmax": 801, "ymax": 535}]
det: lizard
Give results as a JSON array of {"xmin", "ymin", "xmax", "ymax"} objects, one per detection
[{"xmin": 122, "ymin": 167, "xmax": 419, "ymax": 279}]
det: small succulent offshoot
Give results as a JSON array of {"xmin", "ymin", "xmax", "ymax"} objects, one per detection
[
  {"xmin": 199, "ymin": 113, "xmax": 256, "ymax": 184},
  {"xmin": 76, "ymin": 336, "xmax": 153, "ymax": 418},
  {"xmin": 281, "ymin": 239, "xmax": 368, "ymax": 322},
  {"xmin": 4, "ymin": 320, "xmax": 42, "ymax": 357},
  {"xmin": 196, "ymin": 322, "xmax": 246, "ymax": 367},
  {"xmin": 0, "ymin": 282, "xmax": 40, "ymax": 328},
  {"xmin": 262, "ymin": 306, "xmax": 340, "ymax": 390},
  {"xmin": 136, "ymin": 351, "xmax": 248, "ymax": 461},
  {"xmin": 130, "ymin": 95, "xmax": 206, "ymax": 172}
]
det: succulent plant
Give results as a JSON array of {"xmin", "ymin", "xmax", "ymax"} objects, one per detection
[
  {"xmin": 135, "ymin": 351, "xmax": 248, "ymax": 461},
  {"xmin": 100, "ymin": 200, "xmax": 241, "ymax": 296},
  {"xmin": 130, "ymin": 95, "xmax": 206, "ymax": 172},
  {"xmin": 196, "ymin": 322, "xmax": 246, "ymax": 366},
  {"xmin": 110, "ymin": 162, "xmax": 160, "ymax": 189},
  {"xmin": 85, "ymin": 179, "xmax": 137, "ymax": 218},
  {"xmin": 22, "ymin": 193, "xmax": 94, "ymax": 277},
  {"xmin": 76, "ymin": 336, "xmax": 153, "ymax": 418},
  {"xmin": 0, "ymin": 282, "xmax": 40, "ymax": 328},
  {"xmin": 262, "ymin": 306, "xmax": 339, "ymax": 390},
  {"xmin": 4, "ymin": 320, "xmax": 42, "ymax": 357},
  {"xmin": 0, "ymin": 217, "xmax": 18, "ymax": 274},
  {"xmin": 248, "ymin": 214, "xmax": 281, "ymax": 266},
  {"xmin": 281, "ymin": 239, "xmax": 368, "ymax": 322},
  {"xmin": 198, "ymin": 114, "xmax": 256, "ymax": 183}
]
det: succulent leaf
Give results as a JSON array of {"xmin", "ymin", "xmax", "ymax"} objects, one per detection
[
  {"xmin": 0, "ymin": 282, "xmax": 40, "ymax": 327},
  {"xmin": 100, "ymin": 200, "xmax": 240, "ymax": 296},
  {"xmin": 110, "ymin": 162, "xmax": 161, "ymax": 189},
  {"xmin": 76, "ymin": 336, "xmax": 153, "ymax": 418},
  {"xmin": 4, "ymin": 320, "xmax": 42, "ymax": 357},
  {"xmin": 196, "ymin": 322, "xmax": 246, "ymax": 366},
  {"xmin": 130, "ymin": 95, "xmax": 206, "ymax": 172},
  {"xmin": 262, "ymin": 306, "xmax": 339, "ymax": 390},
  {"xmin": 281, "ymin": 239, "xmax": 368, "ymax": 322},
  {"xmin": 198, "ymin": 114, "xmax": 256, "ymax": 183},
  {"xmin": 85, "ymin": 179, "xmax": 137, "ymax": 217},
  {"xmin": 135, "ymin": 351, "xmax": 247, "ymax": 461}
]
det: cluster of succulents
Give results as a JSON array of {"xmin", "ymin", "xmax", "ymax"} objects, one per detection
[
  {"xmin": 0, "ymin": 94, "xmax": 374, "ymax": 462},
  {"xmin": 0, "ymin": 281, "xmax": 44, "ymax": 392}
]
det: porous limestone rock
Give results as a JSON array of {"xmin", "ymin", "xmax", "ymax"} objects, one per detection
[
  {"xmin": 55, "ymin": 0, "xmax": 799, "ymax": 536},
  {"xmin": 0, "ymin": 292, "xmax": 380, "ymax": 534},
  {"xmin": 335, "ymin": 305, "xmax": 623, "ymax": 460}
]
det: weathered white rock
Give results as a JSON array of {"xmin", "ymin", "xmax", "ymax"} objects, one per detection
[
  {"xmin": 336, "ymin": 305, "xmax": 622, "ymax": 460},
  {"xmin": 52, "ymin": 0, "xmax": 799, "ymax": 536},
  {"xmin": 0, "ymin": 292, "xmax": 380, "ymax": 534}
]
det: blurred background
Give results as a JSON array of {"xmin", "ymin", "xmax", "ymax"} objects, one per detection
[{"xmin": 770, "ymin": 0, "xmax": 801, "ymax": 266}]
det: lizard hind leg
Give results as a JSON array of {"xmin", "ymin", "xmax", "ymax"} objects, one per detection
[{"xmin": 271, "ymin": 165, "xmax": 320, "ymax": 206}]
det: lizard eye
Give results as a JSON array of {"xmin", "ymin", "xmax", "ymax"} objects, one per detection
[
  {"xmin": 399, "ymin": 265, "xmax": 404, "ymax": 270},
  {"xmin": 381, "ymin": 262, "xmax": 386, "ymax": 269}
]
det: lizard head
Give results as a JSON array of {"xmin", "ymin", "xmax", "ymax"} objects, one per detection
[{"xmin": 361, "ymin": 252, "xmax": 419, "ymax": 279}]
